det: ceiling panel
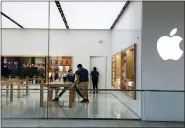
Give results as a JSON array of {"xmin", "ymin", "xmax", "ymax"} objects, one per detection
[
  {"xmin": 2, "ymin": 2, "xmax": 49, "ymax": 28},
  {"xmin": 60, "ymin": 2, "xmax": 126, "ymax": 29}
]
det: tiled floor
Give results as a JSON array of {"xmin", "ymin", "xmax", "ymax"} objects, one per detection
[{"xmin": 1, "ymin": 87, "xmax": 139, "ymax": 119}]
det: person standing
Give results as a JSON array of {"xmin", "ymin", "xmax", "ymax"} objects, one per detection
[
  {"xmin": 76, "ymin": 64, "xmax": 89, "ymax": 103},
  {"xmin": 31, "ymin": 64, "xmax": 36, "ymax": 77},
  {"xmin": 49, "ymin": 69, "xmax": 60, "ymax": 98},
  {"xmin": 24, "ymin": 64, "xmax": 29, "ymax": 78},
  {"xmin": 50, "ymin": 69, "xmax": 59, "ymax": 82},
  {"xmin": 27, "ymin": 64, "xmax": 32, "ymax": 78},
  {"xmin": 38, "ymin": 65, "xmax": 45, "ymax": 78},
  {"xmin": 91, "ymin": 67, "xmax": 99, "ymax": 93},
  {"xmin": 20, "ymin": 64, "xmax": 26, "ymax": 78}
]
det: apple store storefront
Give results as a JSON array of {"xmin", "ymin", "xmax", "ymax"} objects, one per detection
[{"xmin": 1, "ymin": 1, "xmax": 184, "ymax": 127}]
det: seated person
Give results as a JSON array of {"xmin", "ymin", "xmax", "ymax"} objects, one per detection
[{"xmin": 52, "ymin": 69, "xmax": 83, "ymax": 101}]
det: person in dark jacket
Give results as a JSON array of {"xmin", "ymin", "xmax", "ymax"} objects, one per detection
[
  {"xmin": 20, "ymin": 64, "xmax": 26, "ymax": 78},
  {"xmin": 91, "ymin": 67, "xmax": 99, "ymax": 93},
  {"xmin": 2, "ymin": 66, "xmax": 11, "ymax": 78},
  {"xmin": 52, "ymin": 69, "xmax": 83, "ymax": 102},
  {"xmin": 38, "ymin": 65, "xmax": 45, "ymax": 78},
  {"xmin": 31, "ymin": 64, "xmax": 35, "ymax": 77},
  {"xmin": 76, "ymin": 64, "xmax": 89, "ymax": 103},
  {"xmin": 24, "ymin": 64, "xmax": 30, "ymax": 78}
]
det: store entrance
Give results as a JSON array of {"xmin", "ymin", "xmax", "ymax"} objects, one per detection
[{"xmin": 90, "ymin": 56, "xmax": 106, "ymax": 90}]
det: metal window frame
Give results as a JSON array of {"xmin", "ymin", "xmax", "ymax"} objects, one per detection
[
  {"xmin": 1, "ymin": 12, "xmax": 24, "ymax": 28},
  {"xmin": 110, "ymin": 1, "xmax": 130, "ymax": 30}
]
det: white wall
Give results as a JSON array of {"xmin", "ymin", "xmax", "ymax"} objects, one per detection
[
  {"xmin": 2, "ymin": 29, "xmax": 112, "ymax": 88},
  {"xmin": 111, "ymin": 2, "xmax": 142, "ymax": 118},
  {"xmin": 2, "ymin": 29, "xmax": 49, "ymax": 56},
  {"xmin": 142, "ymin": 2, "xmax": 184, "ymax": 121}
]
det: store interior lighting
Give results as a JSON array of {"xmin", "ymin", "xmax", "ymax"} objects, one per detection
[{"xmin": 1, "ymin": 1, "xmax": 127, "ymax": 29}]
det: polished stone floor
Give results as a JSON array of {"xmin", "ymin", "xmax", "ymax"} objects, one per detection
[
  {"xmin": 2, "ymin": 119, "xmax": 184, "ymax": 127},
  {"xmin": 1, "ymin": 87, "xmax": 184, "ymax": 127},
  {"xmin": 1, "ymin": 88, "xmax": 140, "ymax": 119}
]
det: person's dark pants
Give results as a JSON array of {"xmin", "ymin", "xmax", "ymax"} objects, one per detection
[
  {"xmin": 92, "ymin": 79, "xmax": 98, "ymax": 93},
  {"xmin": 58, "ymin": 84, "xmax": 83, "ymax": 98}
]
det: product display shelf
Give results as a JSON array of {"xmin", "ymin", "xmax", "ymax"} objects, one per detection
[
  {"xmin": 122, "ymin": 44, "xmax": 136, "ymax": 100},
  {"xmin": 46, "ymin": 56, "xmax": 73, "ymax": 82},
  {"xmin": 112, "ymin": 53, "xmax": 122, "ymax": 89},
  {"xmin": 116, "ymin": 54, "xmax": 122, "ymax": 89},
  {"xmin": 121, "ymin": 52, "xmax": 126, "ymax": 88},
  {"xmin": 112, "ymin": 56, "xmax": 116, "ymax": 87},
  {"xmin": 111, "ymin": 44, "xmax": 136, "ymax": 100}
]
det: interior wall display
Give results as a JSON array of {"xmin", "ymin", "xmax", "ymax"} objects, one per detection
[
  {"xmin": 112, "ymin": 53, "xmax": 122, "ymax": 88},
  {"xmin": 112, "ymin": 44, "xmax": 136, "ymax": 100},
  {"xmin": 46, "ymin": 56, "xmax": 72, "ymax": 82},
  {"xmin": 1, "ymin": 56, "xmax": 46, "ymax": 84}
]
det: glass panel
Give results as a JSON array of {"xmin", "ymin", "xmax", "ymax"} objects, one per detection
[
  {"xmin": 61, "ymin": 2, "xmax": 126, "ymax": 29},
  {"xmin": 1, "ymin": 2, "xmax": 49, "ymax": 127}
]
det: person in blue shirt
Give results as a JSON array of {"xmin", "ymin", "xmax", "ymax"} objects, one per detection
[
  {"xmin": 91, "ymin": 67, "xmax": 99, "ymax": 93},
  {"xmin": 76, "ymin": 64, "xmax": 89, "ymax": 103},
  {"xmin": 52, "ymin": 69, "xmax": 83, "ymax": 102}
]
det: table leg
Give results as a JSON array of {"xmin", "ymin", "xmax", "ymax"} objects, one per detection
[
  {"xmin": 22, "ymin": 84, "xmax": 25, "ymax": 96},
  {"xmin": 26, "ymin": 84, "xmax": 29, "ymax": 96},
  {"xmin": 69, "ymin": 88, "xmax": 73, "ymax": 108},
  {"xmin": 55, "ymin": 88, "xmax": 58, "ymax": 98},
  {"xmin": 72, "ymin": 88, "xmax": 75, "ymax": 102},
  {"xmin": 48, "ymin": 88, "xmax": 53, "ymax": 101},
  {"xmin": 40, "ymin": 85, "xmax": 44, "ymax": 107},
  {"xmin": 6, "ymin": 85, "xmax": 9, "ymax": 98},
  {"xmin": 10, "ymin": 84, "xmax": 13, "ymax": 102},
  {"xmin": 17, "ymin": 84, "xmax": 20, "ymax": 98}
]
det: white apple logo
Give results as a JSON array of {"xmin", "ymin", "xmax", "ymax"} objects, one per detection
[{"xmin": 157, "ymin": 28, "xmax": 183, "ymax": 60}]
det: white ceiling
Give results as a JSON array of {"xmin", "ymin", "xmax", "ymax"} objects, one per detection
[
  {"xmin": 2, "ymin": 2, "xmax": 49, "ymax": 29},
  {"xmin": 1, "ymin": 2, "xmax": 126, "ymax": 29}
]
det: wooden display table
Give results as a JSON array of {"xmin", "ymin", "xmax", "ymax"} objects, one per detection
[
  {"xmin": 40, "ymin": 82, "xmax": 75, "ymax": 108},
  {"xmin": 1, "ymin": 79, "xmax": 28, "ymax": 102}
]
